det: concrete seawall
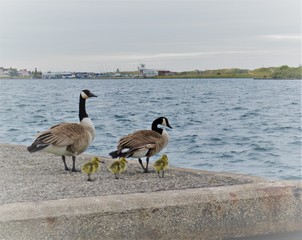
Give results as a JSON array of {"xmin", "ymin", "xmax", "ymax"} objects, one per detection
[{"xmin": 0, "ymin": 144, "xmax": 301, "ymax": 239}]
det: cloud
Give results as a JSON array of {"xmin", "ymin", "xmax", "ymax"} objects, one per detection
[
  {"xmin": 264, "ymin": 34, "xmax": 302, "ymax": 40},
  {"xmin": 84, "ymin": 50, "xmax": 267, "ymax": 62}
]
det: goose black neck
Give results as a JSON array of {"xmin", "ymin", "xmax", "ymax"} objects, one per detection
[
  {"xmin": 151, "ymin": 120, "xmax": 163, "ymax": 134},
  {"xmin": 79, "ymin": 95, "xmax": 89, "ymax": 121}
]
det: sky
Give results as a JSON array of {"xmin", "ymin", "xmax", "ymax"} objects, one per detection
[{"xmin": 0, "ymin": 0, "xmax": 301, "ymax": 72}]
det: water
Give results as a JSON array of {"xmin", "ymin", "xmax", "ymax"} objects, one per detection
[{"xmin": 0, "ymin": 78, "xmax": 301, "ymax": 180}]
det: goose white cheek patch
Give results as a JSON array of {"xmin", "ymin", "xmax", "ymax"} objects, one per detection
[
  {"xmin": 81, "ymin": 92, "xmax": 88, "ymax": 99},
  {"xmin": 162, "ymin": 118, "xmax": 167, "ymax": 126}
]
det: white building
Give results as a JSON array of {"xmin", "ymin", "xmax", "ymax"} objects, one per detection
[
  {"xmin": 0, "ymin": 67, "xmax": 10, "ymax": 78},
  {"xmin": 18, "ymin": 69, "xmax": 30, "ymax": 77},
  {"xmin": 138, "ymin": 64, "xmax": 158, "ymax": 78}
]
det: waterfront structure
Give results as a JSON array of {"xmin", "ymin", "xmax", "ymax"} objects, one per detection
[
  {"xmin": 18, "ymin": 69, "xmax": 31, "ymax": 78},
  {"xmin": 0, "ymin": 67, "xmax": 18, "ymax": 78},
  {"xmin": 138, "ymin": 64, "xmax": 159, "ymax": 78},
  {"xmin": 0, "ymin": 67, "xmax": 10, "ymax": 78},
  {"xmin": 138, "ymin": 64, "xmax": 173, "ymax": 78}
]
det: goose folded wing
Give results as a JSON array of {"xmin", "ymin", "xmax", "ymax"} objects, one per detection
[
  {"xmin": 131, "ymin": 143, "xmax": 157, "ymax": 152},
  {"xmin": 36, "ymin": 123, "xmax": 85, "ymax": 147},
  {"xmin": 118, "ymin": 130, "xmax": 162, "ymax": 149}
]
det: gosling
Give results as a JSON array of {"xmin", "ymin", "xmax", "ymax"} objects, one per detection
[
  {"xmin": 153, "ymin": 154, "xmax": 169, "ymax": 178},
  {"xmin": 108, "ymin": 157, "xmax": 128, "ymax": 179},
  {"xmin": 81, "ymin": 157, "xmax": 101, "ymax": 181}
]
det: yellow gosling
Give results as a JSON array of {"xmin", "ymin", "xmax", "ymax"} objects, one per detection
[
  {"xmin": 108, "ymin": 157, "xmax": 128, "ymax": 179},
  {"xmin": 81, "ymin": 157, "xmax": 100, "ymax": 181},
  {"xmin": 153, "ymin": 154, "xmax": 169, "ymax": 178}
]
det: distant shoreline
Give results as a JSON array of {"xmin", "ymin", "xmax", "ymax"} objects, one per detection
[
  {"xmin": 1, "ymin": 65, "xmax": 301, "ymax": 80},
  {"xmin": 1, "ymin": 77, "xmax": 301, "ymax": 80}
]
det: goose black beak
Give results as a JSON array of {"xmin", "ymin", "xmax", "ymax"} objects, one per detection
[
  {"xmin": 90, "ymin": 93, "xmax": 97, "ymax": 98},
  {"xmin": 167, "ymin": 123, "xmax": 172, "ymax": 129}
]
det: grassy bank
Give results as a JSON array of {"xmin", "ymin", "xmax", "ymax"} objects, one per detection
[{"xmin": 157, "ymin": 65, "xmax": 302, "ymax": 79}]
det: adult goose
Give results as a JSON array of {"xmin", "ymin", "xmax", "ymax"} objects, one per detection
[
  {"xmin": 109, "ymin": 117, "xmax": 172, "ymax": 173},
  {"xmin": 27, "ymin": 89, "xmax": 97, "ymax": 172}
]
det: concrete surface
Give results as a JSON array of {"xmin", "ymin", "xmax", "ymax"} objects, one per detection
[
  {"xmin": 0, "ymin": 144, "xmax": 260, "ymax": 204},
  {"xmin": 0, "ymin": 144, "xmax": 301, "ymax": 240}
]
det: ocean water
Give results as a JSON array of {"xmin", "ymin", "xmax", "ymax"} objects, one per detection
[{"xmin": 0, "ymin": 78, "xmax": 301, "ymax": 180}]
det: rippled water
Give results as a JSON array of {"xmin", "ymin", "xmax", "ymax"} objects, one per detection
[{"xmin": 0, "ymin": 78, "xmax": 301, "ymax": 180}]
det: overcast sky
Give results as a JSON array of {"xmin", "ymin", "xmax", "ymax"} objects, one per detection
[{"xmin": 0, "ymin": 0, "xmax": 301, "ymax": 72}]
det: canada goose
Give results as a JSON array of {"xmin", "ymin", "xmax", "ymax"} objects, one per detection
[
  {"xmin": 108, "ymin": 157, "xmax": 128, "ymax": 179},
  {"xmin": 27, "ymin": 89, "xmax": 97, "ymax": 172},
  {"xmin": 82, "ymin": 157, "xmax": 101, "ymax": 181},
  {"xmin": 154, "ymin": 154, "xmax": 169, "ymax": 178},
  {"xmin": 109, "ymin": 117, "xmax": 172, "ymax": 173}
]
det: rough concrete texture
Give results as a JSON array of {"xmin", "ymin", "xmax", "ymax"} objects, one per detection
[
  {"xmin": 0, "ymin": 144, "xmax": 301, "ymax": 240},
  {"xmin": 0, "ymin": 144, "xmax": 260, "ymax": 204}
]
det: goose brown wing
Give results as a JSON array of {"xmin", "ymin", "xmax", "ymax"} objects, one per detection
[
  {"xmin": 35, "ymin": 123, "xmax": 85, "ymax": 147},
  {"xmin": 118, "ymin": 130, "xmax": 164, "ymax": 152}
]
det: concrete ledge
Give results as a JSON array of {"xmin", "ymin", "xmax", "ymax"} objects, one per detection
[{"xmin": 1, "ymin": 181, "xmax": 301, "ymax": 240}]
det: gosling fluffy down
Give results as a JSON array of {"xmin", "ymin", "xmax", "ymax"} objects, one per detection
[
  {"xmin": 153, "ymin": 154, "xmax": 169, "ymax": 178},
  {"xmin": 108, "ymin": 157, "xmax": 128, "ymax": 179},
  {"xmin": 82, "ymin": 157, "xmax": 101, "ymax": 181}
]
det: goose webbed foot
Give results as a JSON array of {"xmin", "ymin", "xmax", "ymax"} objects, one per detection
[{"xmin": 71, "ymin": 168, "xmax": 81, "ymax": 172}]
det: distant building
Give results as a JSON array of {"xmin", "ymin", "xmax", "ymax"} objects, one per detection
[
  {"xmin": 138, "ymin": 64, "xmax": 159, "ymax": 78},
  {"xmin": 138, "ymin": 64, "xmax": 173, "ymax": 78},
  {"xmin": 42, "ymin": 71, "xmax": 61, "ymax": 79},
  {"xmin": 0, "ymin": 67, "xmax": 18, "ymax": 78},
  {"xmin": 18, "ymin": 69, "xmax": 30, "ymax": 77},
  {"xmin": 0, "ymin": 67, "xmax": 10, "ymax": 78},
  {"xmin": 158, "ymin": 70, "xmax": 172, "ymax": 76}
]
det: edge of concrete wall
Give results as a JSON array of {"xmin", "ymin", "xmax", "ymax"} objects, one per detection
[{"xmin": 1, "ymin": 180, "xmax": 301, "ymax": 240}]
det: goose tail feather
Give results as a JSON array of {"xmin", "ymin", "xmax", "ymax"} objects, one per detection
[
  {"xmin": 27, "ymin": 143, "xmax": 48, "ymax": 153},
  {"xmin": 109, "ymin": 150, "xmax": 120, "ymax": 159}
]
